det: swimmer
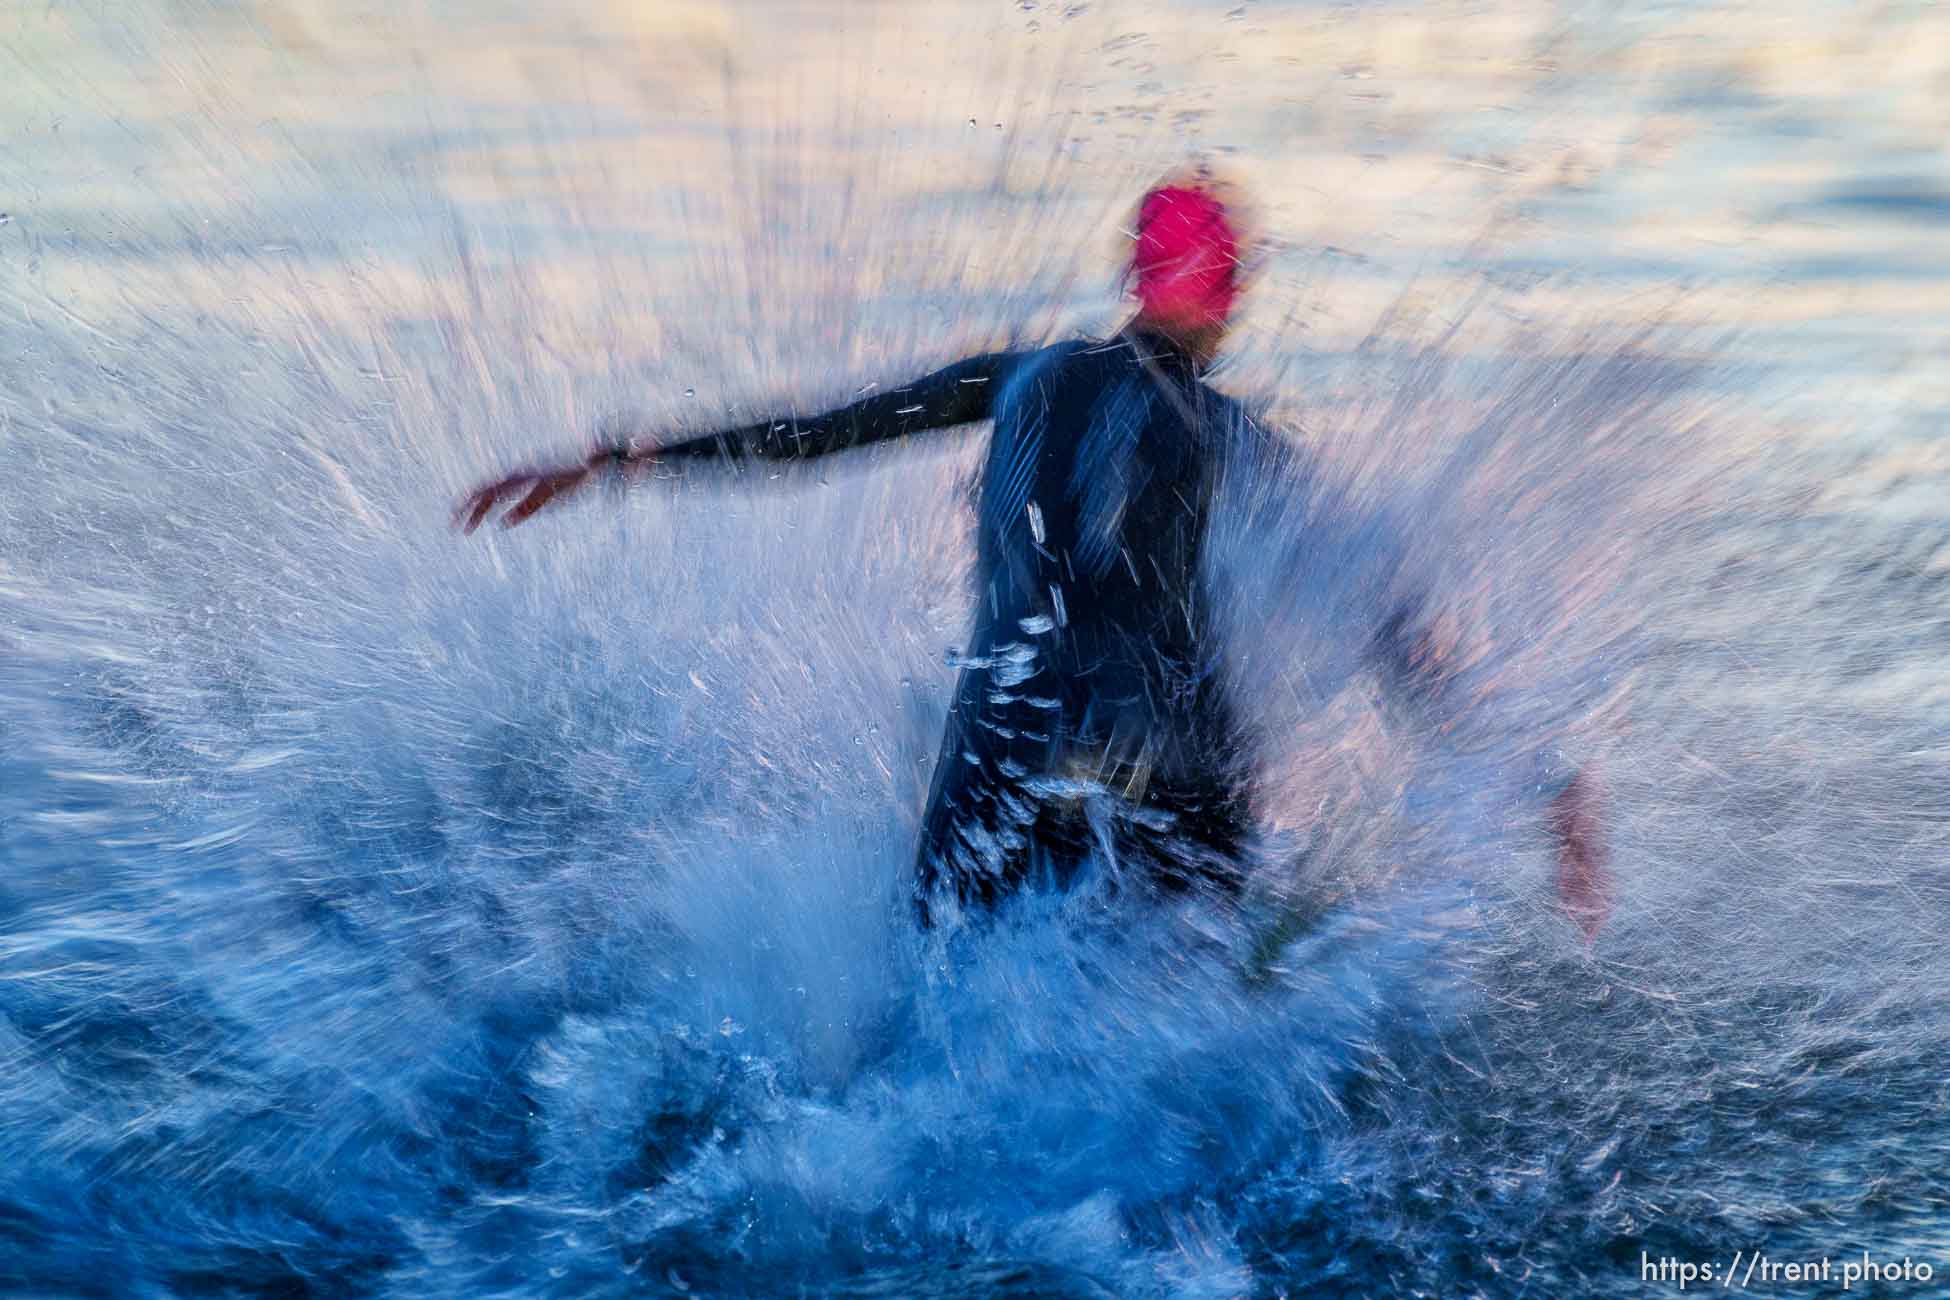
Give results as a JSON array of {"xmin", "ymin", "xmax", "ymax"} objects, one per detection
[{"xmin": 456, "ymin": 174, "xmax": 1613, "ymax": 939}]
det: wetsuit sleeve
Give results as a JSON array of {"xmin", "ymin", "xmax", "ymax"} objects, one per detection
[{"xmin": 648, "ymin": 352, "xmax": 1015, "ymax": 467}]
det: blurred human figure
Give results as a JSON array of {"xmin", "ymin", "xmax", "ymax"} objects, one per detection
[{"xmin": 456, "ymin": 173, "xmax": 1612, "ymax": 940}]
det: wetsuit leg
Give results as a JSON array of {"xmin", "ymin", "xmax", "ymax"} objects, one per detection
[
  {"xmin": 1131, "ymin": 770, "xmax": 1252, "ymax": 898},
  {"xmin": 914, "ymin": 662, "xmax": 1109, "ymax": 925},
  {"xmin": 913, "ymin": 665, "xmax": 1033, "ymax": 925},
  {"xmin": 913, "ymin": 665, "xmax": 1253, "ymax": 923},
  {"xmin": 1131, "ymin": 671, "xmax": 1253, "ymax": 899}
]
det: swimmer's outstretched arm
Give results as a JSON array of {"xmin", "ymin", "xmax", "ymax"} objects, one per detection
[
  {"xmin": 456, "ymin": 351, "xmax": 1016, "ymax": 532},
  {"xmin": 1370, "ymin": 598, "xmax": 1615, "ymax": 944},
  {"xmin": 645, "ymin": 350, "xmax": 1014, "ymax": 468},
  {"xmin": 1231, "ymin": 418, "xmax": 1617, "ymax": 943}
]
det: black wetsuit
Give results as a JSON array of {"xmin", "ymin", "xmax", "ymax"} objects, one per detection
[{"xmin": 658, "ymin": 328, "xmax": 1255, "ymax": 923}]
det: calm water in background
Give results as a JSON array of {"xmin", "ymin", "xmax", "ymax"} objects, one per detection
[{"xmin": 3, "ymin": 2, "xmax": 1948, "ymax": 1296}]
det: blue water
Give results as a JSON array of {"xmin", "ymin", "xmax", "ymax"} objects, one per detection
[
  {"xmin": 5, "ymin": 2, "xmax": 1950, "ymax": 1296},
  {"xmin": 6, "ymin": 290, "xmax": 1946, "ymax": 1295}
]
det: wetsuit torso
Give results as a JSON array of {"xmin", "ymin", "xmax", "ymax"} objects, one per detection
[{"xmin": 656, "ymin": 327, "xmax": 1255, "ymax": 921}]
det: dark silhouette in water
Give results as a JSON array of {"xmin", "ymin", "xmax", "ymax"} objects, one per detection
[{"xmin": 456, "ymin": 177, "xmax": 1611, "ymax": 935}]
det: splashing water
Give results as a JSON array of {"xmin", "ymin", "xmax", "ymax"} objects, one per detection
[{"xmin": 3, "ymin": 2, "xmax": 1949, "ymax": 1296}]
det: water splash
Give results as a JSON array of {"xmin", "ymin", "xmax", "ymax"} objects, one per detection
[{"xmin": 3, "ymin": 2, "xmax": 1948, "ymax": 1296}]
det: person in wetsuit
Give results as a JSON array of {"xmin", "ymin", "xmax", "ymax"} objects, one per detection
[{"xmin": 455, "ymin": 179, "xmax": 1615, "ymax": 938}]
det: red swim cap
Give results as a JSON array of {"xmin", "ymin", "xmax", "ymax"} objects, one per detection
[{"xmin": 1132, "ymin": 184, "xmax": 1240, "ymax": 329}]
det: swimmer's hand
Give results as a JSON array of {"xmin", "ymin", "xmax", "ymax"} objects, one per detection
[
  {"xmin": 453, "ymin": 445, "xmax": 648, "ymax": 533},
  {"xmin": 1550, "ymin": 767, "xmax": 1614, "ymax": 945}
]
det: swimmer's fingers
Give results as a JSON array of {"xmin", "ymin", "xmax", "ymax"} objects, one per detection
[
  {"xmin": 453, "ymin": 464, "xmax": 588, "ymax": 534},
  {"xmin": 461, "ymin": 488, "xmax": 502, "ymax": 532},
  {"xmin": 455, "ymin": 473, "xmax": 531, "ymax": 534},
  {"xmin": 499, "ymin": 468, "xmax": 589, "ymax": 529},
  {"xmin": 454, "ymin": 481, "xmax": 508, "ymax": 534}
]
